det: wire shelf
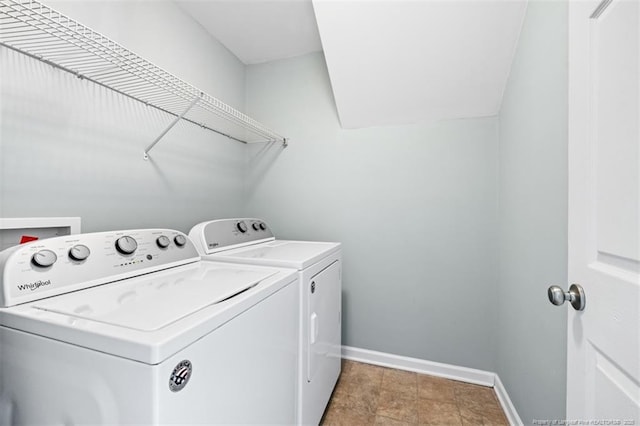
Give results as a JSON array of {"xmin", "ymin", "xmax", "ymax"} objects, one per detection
[{"xmin": 0, "ymin": 0, "xmax": 287, "ymax": 157}]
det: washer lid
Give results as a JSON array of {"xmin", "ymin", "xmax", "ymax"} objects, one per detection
[
  {"xmin": 31, "ymin": 267, "xmax": 274, "ymax": 331},
  {"xmin": 0, "ymin": 261, "xmax": 297, "ymax": 364},
  {"xmin": 206, "ymin": 240, "xmax": 341, "ymax": 270}
]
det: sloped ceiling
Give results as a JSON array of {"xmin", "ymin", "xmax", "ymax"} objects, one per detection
[
  {"xmin": 178, "ymin": 0, "xmax": 528, "ymax": 129},
  {"xmin": 176, "ymin": 0, "xmax": 322, "ymax": 65},
  {"xmin": 312, "ymin": 0, "xmax": 528, "ymax": 128}
]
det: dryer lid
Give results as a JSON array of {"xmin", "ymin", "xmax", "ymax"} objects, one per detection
[
  {"xmin": 208, "ymin": 240, "xmax": 341, "ymax": 270},
  {"xmin": 30, "ymin": 266, "xmax": 275, "ymax": 331}
]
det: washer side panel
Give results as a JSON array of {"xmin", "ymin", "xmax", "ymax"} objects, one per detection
[
  {"xmin": 0, "ymin": 327, "xmax": 157, "ymax": 425},
  {"xmin": 157, "ymin": 280, "xmax": 299, "ymax": 424}
]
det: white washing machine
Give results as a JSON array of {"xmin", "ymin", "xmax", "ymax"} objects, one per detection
[
  {"xmin": 189, "ymin": 218, "xmax": 342, "ymax": 425},
  {"xmin": 0, "ymin": 228, "xmax": 298, "ymax": 425}
]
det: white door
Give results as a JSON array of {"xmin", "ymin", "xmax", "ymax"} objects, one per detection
[{"xmin": 567, "ymin": 0, "xmax": 639, "ymax": 422}]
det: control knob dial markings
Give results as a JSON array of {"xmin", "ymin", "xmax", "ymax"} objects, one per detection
[
  {"xmin": 157, "ymin": 235, "xmax": 171, "ymax": 248},
  {"xmin": 32, "ymin": 249, "xmax": 57, "ymax": 267},
  {"xmin": 115, "ymin": 236, "xmax": 138, "ymax": 255},
  {"xmin": 174, "ymin": 235, "xmax": 187, "ymax": 247},
  {"xmin": 69, "ymin": 244, "xmax": 90, "ymax": 261}
]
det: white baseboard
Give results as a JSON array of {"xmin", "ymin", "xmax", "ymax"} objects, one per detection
[
  {"xmin": 341, "ymin": 345, "xmax": 494, "ymax": 386},
  {"xmin": 494, "ymin": 374, "xmax": 524, "ymax": 426},
  {"xmin": 341, "ymin": 346, "xmax": 523, "ymax": 426}
]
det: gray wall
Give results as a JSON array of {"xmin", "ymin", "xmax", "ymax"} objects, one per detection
[
  {"xmin": 1, "ymin": 1, "xmax": 570, "ymax": 421},
  {"xmin": 0, "ymin": 1, "xmax": 247, "ymax": 233},
  {"xmin": 497, "ymin": 1, "xmax": 568, "ymax": 423},
  {"xmin": 245, "ymin": 52, "xmax": 499, "ymax": 371}
]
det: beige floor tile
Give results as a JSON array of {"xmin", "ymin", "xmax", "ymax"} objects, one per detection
[
  {"xmin": 321, "ymin": 406, "xmax": 376, "ymax": 426},
  {"xmin": 417, "ymin": 399, "xmax": 463, "ymax": 426},
  {"xmin": 341, "ymin": 358, "xmax": 356, "ymax": 376},
  {"xmin": 332, "ymin": 371, "xmax": 352, "ymax": 396},
  {"xmin": 329, "ymin": 379, "xmax": 381, "ymax": 416},
  {"xmin": 417, "ymin": 374, "xmax": 457, "ymax": 404},
  {"xmin": 459, "ymin": 403, "xmax": 509, "ymax": 426},
  {"xmin": 348, "ymin": 361, "xmax": 386, "ymax": 388},
  {"xmin": 482, "ymin": 408, "xmax": 509, "ymax": 426},
  {"xmin": 374, "ymin": 415, "xmax": 415, "ymax": 426},
  {"xmin": 454, "ymin": 382, "xmax": 500, "ymax": 410},
  {"xmin": 376, "ymin": 389, "xmax": 419, "ymax": 423},
  {"xmin": 382, "ymin": 369, "xmax": 418, "ymax": 399},
  {"xmin": 321, "ymin": 361, "xmax": 509, "ymax": 426},
  {"xmin": 458, "ymin": 404, "xmax": 486, "ymax": 425}
]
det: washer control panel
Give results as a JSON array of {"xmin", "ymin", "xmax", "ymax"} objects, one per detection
[
  {"xmin": 189, "ymin": 218, "xmax": 274, "ymax": 255},
  {"xmin": 0, "ymin": 229, "xmax": 200, "ymax": 307}
]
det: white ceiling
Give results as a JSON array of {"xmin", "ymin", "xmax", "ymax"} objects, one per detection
[
  {"xmin": 178, "ymin": 0, "xmax": 528, "ymax": 129},
  {"xmin": 176, "ymin": 0, "xmax": 322, "ymax": 65},
  {"xmin": 313, "ymin": 0, "xmax": 528, "ymax": 128}
]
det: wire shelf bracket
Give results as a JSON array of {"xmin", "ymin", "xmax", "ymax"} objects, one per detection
[
  {"xmin": 0, "ymin": 0, "xmax": 289, "ymax": 158},
  {"xmin": 143, "ymin": 94, "xmax": 201, "ymax": 160}
]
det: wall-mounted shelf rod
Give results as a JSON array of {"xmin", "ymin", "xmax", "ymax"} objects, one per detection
[{"xmin": 0, "ymin": 0, "xmax": 289, "ymax": 154}]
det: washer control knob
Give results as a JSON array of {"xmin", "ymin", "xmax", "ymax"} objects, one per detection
[
  {"xmin": 69, "ymin": 244, "xmax": 90, "ymax": 261},
  {"xmin": 252, "ymin": 222, "xmax": 260, "ymax": 231},
  {"xmin": 259, "ymin": 222, "xmax": 267, "ymax": 231},
  {"xmin": 32, "ymin": 249, "xmax": 57, "ymax": 268},
  {"xmin": 157, "ymin": 235, "xmax": 171, "ymax": 248},
  {"xmin": 174, "ymin": 235, "xmax": 187, "ymax": 247},
  {"xmin": 236, "ymin": 221, "xmax": 248, "ymax": 233},
  {"xmin": 115, "ymin": 236, "xmax": 138, "ymax": 255}
]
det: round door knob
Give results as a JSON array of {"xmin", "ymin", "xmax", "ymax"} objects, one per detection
[
  {"xmin": 32, "ymin": 249, "xmax": 57, "ymax": 268},
  {"xmin": 174, "ymin": 235, "xmax": 187, "ymax": 247},
  {"xmin": 69, "ymin": 244, "xmax": 90, "ymax": 261},
  {"xmin": 157, "ymin": 236, "xmax": 171, "ymax": 248},
  {"xmin": 115, "ymin": 236, "xmax": 138, "ymax": 255},
  {"xmin": 547, "ymin": 284, "xmax": 586, "ymax": 311},
  {"xmin": 547, "ymin": 286, "xmax": 566, "ymax": 306}
]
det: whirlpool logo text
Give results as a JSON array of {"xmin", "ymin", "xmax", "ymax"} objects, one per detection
[{"xmin": 17, "ymin": 279, "xmax": 52, "ymax": 291}]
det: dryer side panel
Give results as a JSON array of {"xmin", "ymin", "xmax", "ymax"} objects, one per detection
[{"xmin": 307, "ymin": 260, "xmax": 342, "ymax": 382}]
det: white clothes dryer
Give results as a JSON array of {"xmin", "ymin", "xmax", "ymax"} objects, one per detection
[
  {"xmin": 0, "ymin": 229, "xmax": 298, "ymax": 425},
  {"xmin": 189, "ymin": 218, "xmax": 342, "ymax": 425}
]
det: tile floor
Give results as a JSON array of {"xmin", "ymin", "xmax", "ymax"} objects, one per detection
[{"xmin": 321, "ymin": 360, "xmax": 509, "ymax": 426}]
